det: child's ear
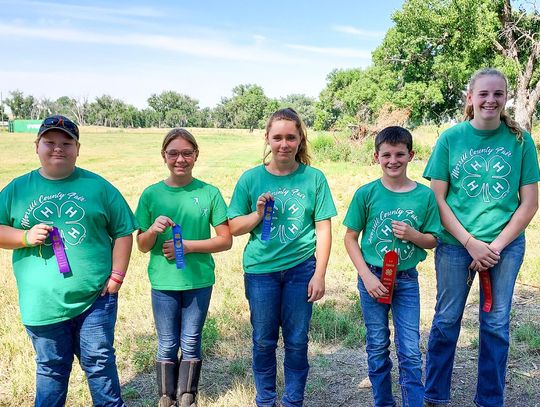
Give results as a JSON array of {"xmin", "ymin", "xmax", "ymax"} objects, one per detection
[
  {"xmin": 409, "ymin": 150, "xmax": 415, "ymax": 161},
  {"xmin": 374, "ymin": 151, "xmax": 379, "ymax": 162}
]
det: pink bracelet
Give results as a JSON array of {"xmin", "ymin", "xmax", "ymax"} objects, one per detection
[{"xmin": 111, "ymin": 270, "xmax": 126, "ymax": 277}]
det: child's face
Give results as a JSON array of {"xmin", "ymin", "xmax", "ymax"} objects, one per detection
[
  {"xmin": 163, "ymin": 137, "xmax": 198, "ymax": 178},
  {"xmin": 36, "ymin": 131, "xmax": 79, "ymax": 178},
  {"xmin": 265, "ymin": 119, "xmax": 301, "ymax": 165},
  {"xmin": 467, "ymin": 74, "xmax": 507, "ymax": 125},
  {"xmin": 374, "ymin": 142, "xmax": 414, "ymax": 180}
]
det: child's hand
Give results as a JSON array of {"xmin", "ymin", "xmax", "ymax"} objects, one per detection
[
  {"xmin": 162, "ymin": 239, "xmax": 175, "ymax": 260},
  {"xmin": 307, "ymin": 274, "xmax": 325, "ymax": 302},
  {"xmin": 361, "ymin": 272, "xmax": 389, "ymax": 299},
  {"xmin": 466, "ymin": 237, "xmax": 500, "ymax": 269},
  {"xmin": 391, "ymin": 220, "xmax": 418, "ymax": 242},
  {"xmin": 255, "ymin": 193, "xmax": 273, "ymax": 219},
  {"xmin": 150, "ymin": 216, "xmax": 174, "ymax": 235},
  {"xmin": 27, "ymin": 224, "xmax": 53, "ymax": 246}
]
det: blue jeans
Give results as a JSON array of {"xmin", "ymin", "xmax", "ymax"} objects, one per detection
[
  {"xmin": 25, "ymin": 293, "xmax": 124, "ymax": 407},
  {"xmin": 358, "ymin": 265, "xmax": 424, "ymax": 407},
  {"xmin": 151, "ymin": 287, "xmax": 212, "ymax": 362},
  {"xmin": 244, "ymin": 256, "xmax": 316, "ymax": 407},
  {"xmin": 425, "ymin": 235, "xmax": 525, "ymax": 407}
]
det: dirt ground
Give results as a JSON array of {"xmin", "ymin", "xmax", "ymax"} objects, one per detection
[{"xmin": 125, "ymin": 285, "xmax": 540, "ymax": 406}]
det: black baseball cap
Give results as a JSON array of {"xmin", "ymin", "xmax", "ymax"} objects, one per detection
[{"xmin": 37, "ymin": 115, "xmax": 79, "ymax": 140}]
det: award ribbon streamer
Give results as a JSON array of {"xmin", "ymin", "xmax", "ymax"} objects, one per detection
[
  {"xmin": 172, "ymin": 224, "xmax": 185, "ymax": 269},
  {"xmin": 51, "ymin": 226, "xmax": 71, "ymax": 274},
  {"xmin": 378, "ymin": 223, "xmax": 398, "ymax": 304},
  {"xmin": 261, "ymin": 200, "xmax": 274, "ymax": 242},
  {"xmin": 479, "ymin": 270, "xmax": 492, "ymax": 312}
]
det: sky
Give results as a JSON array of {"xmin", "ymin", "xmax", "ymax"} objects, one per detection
[{"xmin": 0, "ymin": 0, "xmax": 405, "ymax": 109}]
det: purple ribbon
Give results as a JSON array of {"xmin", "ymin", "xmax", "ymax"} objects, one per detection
[{"xmin": 51, "ymin": 227, "xmax": 71, "ymax": 274}]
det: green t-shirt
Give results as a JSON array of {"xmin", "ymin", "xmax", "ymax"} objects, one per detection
[
  {"xmin": 0, "ymin": 168, "xmax": 137, "ymax": 326},
  {"xmin": 135, "ymin": 179, "xmax": 228, "ymax": 290},
  {"xmin": 343, "ymin": 179, "xmax": 441, "ymax": 271},
  {"xmin": 228, "ymin": 164, "xmax": 337, "ymax": 273},
  {"xmin": 423, "ymin": 121, "xmax": 540, "ymax": 245}
]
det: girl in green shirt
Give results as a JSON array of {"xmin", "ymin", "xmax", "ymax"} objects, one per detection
[
  {"xmin": 424, "ymin": 68, "xmax": 539, "ymax": 407},
  {"xmin": 228, "ymin": 108, "xmax": 337, "ymax": 407},
  {"xmin": 135, "ymin": 129, "xmax": 232, "ymax": 407}
]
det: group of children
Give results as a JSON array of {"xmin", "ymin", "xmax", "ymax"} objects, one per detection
[{"xmin": 0, "ymin": 67, "xmax": 538, "ymax": 407}]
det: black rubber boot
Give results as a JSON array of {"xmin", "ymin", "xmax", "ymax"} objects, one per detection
[
  {"xmin": 156, "ymin": 361, "xmax": 178, "ymax": 407},
  {"xmin": 177, "ymin": 359, "xmax": 202, "ymax": 407}
]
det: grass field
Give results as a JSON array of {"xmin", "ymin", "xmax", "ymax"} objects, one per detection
[{"xmin": 0, "ymin": 126, "xmax": 539, "ymax": 406}]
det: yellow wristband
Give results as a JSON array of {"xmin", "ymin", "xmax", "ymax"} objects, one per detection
[{"xmin": 22, "ymin": 231, "xmax": 31, "ymax": 248}]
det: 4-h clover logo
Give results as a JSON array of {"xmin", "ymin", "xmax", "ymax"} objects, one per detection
[
  {"xmin": 461, "ymin": 155, "xmax": 510, "ymax": 203},
  {"xmin": 269, "ymin": 196, "xmax": 305, "ymax": 243},
  {"xmin": 375, "ymin": 218, "xmax": 415, "ymax": 263},
  {"xmin": 33, "ymin": 200, "xmax": 87, "ymax": 246}
]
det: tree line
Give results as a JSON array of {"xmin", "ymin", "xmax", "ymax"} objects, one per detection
[{"xmin": 2, "ymin": 0, "xmax": 539, "ymax": 132}]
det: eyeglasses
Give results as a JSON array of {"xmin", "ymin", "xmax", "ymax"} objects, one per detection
[
  {"xmin": 39, "ymin": 115, "xmax": 79, "ymax": 140},
  {"xmin": 164, "ymin": 149, "xmax": 197, "ymax": 160}
]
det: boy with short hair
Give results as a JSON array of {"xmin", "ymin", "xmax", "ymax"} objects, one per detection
[{"xmin": 343, "ymin": 126, "xmax": 441, "ymax": 407}]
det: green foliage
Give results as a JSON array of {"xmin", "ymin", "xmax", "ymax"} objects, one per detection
[
  {"xmin": 6, "ymin": 90, "xmax": 36, "ymax": 119},
  {"xmin": 513, "ymin": 322, "xmax": 540, "ymax": 353},
  {"xmin": 130, "ymin": 336, "xmax": 156, "ymax": 374},
  {"xmin": 147, "ymin": 91, "xmax": 200, "ymax": 127},
  {"xmin": 214, "ymin": 84, "xmax": 273, "ymax": 131},
  {"xmin": 314, "ymin": 0, "xmax": 540, "ymax": 130},
  {"xmin": 278, "ymin": 94, "xmax": 317, "ymax": 127},
  {"xmin": 201, "ymin": 317, "xmax": 220, "ymax": 357},
  {"xmin": 310, "ymin": 299, "xmax": 366, "ymax": 347}
]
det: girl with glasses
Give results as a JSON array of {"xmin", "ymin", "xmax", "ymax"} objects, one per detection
[{"xmin": 135, "ymin": 128, "xmax": 232, "ymax": 407}]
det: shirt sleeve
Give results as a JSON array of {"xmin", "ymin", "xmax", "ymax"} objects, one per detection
[
  {"xmin": 0, "ymin": 181, "xmax": 14, "ymax": 226},
  {"xmin": 343, "ymin": 188, "xmax": 367, "ymax": 232},
  {"xmin": 227, "ymin": 173, "xmax": 252, "ymax": 219},
  {"xmin": 520, "ymin": 133, "xmax": 540, "ymax": 186},
  {"xmin": 210, "ymin": 188, "xmax": 228, "ymax": 227},
  {"xmin": 314, "ymin": 172, "xmax": 337, "ymax": 221},
  {"xmin": 423, "ymin": 133, "xmax": 450, "ymax": 182},
  {"xmin": 420, "ymin": 189, "xmax": 442, "ymax": 238},
  {"xmin": 105, "ymin": 182, "xmax": 137, "ymax": 238},
  {"xmin": 134, "ymin": 189, "xmax": 152, "ymax": 232}
]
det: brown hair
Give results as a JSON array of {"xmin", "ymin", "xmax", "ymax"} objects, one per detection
[
  {"xmin": 463, "ymin": 68, "xmax": 523, "ymax": 141},
  {"xmin": 161, "ymin": 128, "xmax": 199, "ymax": 158},
  {"xmin": 263, "ymin": 108, "xmax": 311, "ymax": 165}
]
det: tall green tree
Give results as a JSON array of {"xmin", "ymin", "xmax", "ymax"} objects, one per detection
[
  {"xmin": 6, "ymin": 90, "xmax": 35, "ymax": 119},
  {"xmin": 374, "ymin": 0, "xmax": 539, "ymax": 129},
  {"xmin": 147, "ymin": 91, "xmax": 200, "ymax": 127},
  {"xmin": 278, "ymin": 94, "xmax": 317, "ymax": 127}
]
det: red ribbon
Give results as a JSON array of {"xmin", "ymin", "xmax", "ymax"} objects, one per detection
[
  {"xmin": 479, "ymin": 270, "xmax": 492, "ymax": 312},
  {"xmin": 378, "ymin": 250, "xmax": 398, "ymax": 304}
]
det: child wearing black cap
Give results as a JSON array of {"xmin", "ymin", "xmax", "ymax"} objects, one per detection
[{"xmin": 0, "ymin": 115, "xmax": 137, "ymax": 407}]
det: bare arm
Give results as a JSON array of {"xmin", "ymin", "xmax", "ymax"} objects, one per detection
[
  {"xmin": 136, "ymin": 215, "xmax": 175, "ymax": 253},
  {"xmin": 102, "ymin": 234, "xmax": 133, "ymax": 295},
  {"xmin": 228, "ymin": 193, "xmax": 271, "ymax": 236},
  {"xmin": 162, "ymin": 221, "xmax": 233, "ymax": 259},
  {"xmin": 344, "ymin": 228, "xmax": 388, "ymax": 298},
  {"xmin": 431, "ymin": 179, "xmax": 499, "ymax": 268},
  {"xmin": 307, "ymin": 219, "xmax": 331, "ymax": 303},
  {"xmin": 0, "ymin": 224, "xmax": 52, "ymax": 249},
  {"xmin": 391, "ymin": 221, "xmax": 437, "ymax": 249},
  {"xmin": 490, "ymin": 183, "xmax": 538, "ymax": 253}
]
